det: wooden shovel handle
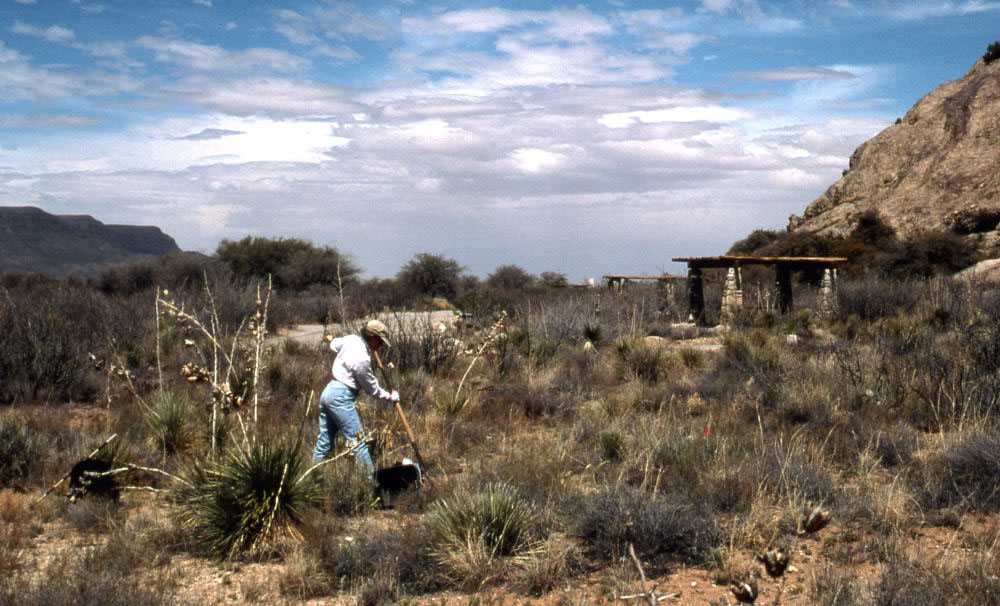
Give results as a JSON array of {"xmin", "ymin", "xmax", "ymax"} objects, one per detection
[{"xmin": 372, "ymin": 350, "xmax": 429, "ymax": 472}]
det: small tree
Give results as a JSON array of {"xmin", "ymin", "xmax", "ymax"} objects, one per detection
[
  {"xmin": 215, "ymin": 236, "xmax": 359, "ymax": 290},
  {"xmin": 397, "ymin": 253, "xmax": 465, "ymax": 299},
  {"xmin": 984, "ymin": 41, "xmax": 1000, "ymax": 64},
  {"xmin": 486, "ymin": 264, "xmax": 536, "ymax": 290},
  {"xmin": 540, "ymin": 271, "xmax": 568, "ymax": 288}
]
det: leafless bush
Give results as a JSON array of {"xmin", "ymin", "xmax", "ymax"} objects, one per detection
[
  {"xmin": 0, "ymin": 529, "xmax": 178, "ymax": 606},
  {"xmin": 918, "ymin": 429, "xmax": 1000, "ymax": 511},
  {"xmin": 573, "ymin": 486, "xmax": 719, "ymax": 574}
]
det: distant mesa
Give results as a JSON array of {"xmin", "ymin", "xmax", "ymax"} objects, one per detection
[{"xmin": 0, "ymin": 206, "xmax": 180, "ymax": 277}]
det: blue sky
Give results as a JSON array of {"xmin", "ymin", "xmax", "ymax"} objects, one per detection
[{"xmin": 1, "ymin": 1, "xmax": 998, "ymax": 279}]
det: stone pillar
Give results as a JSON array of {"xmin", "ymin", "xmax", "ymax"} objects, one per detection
[
  {"xmin": 736, "ymin": 266, "xmax": 744, "ymax": 308},
  {"xmin": 776, "ymin": 266, "xmax": 793, "ymax": 314},
  {"xmin": 687, "ymin": 266, "xmax": 705, "ymax": 324},
  {"xmin": 817, "ymin": 268, "xmax": 835, "ymax": 317},
  {"xmin": 721, "ymin": 267, "xmax": 738, "ymax": 321}
]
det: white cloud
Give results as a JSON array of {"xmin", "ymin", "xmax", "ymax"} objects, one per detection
[
  {"xmin": 11, "ymin": 22, "xmax": 75, "ymax": 43},
  {"xmin": 0, "ymin": 40, "xmax": 142, "ymax": 101},
  {"xmin": 165, "ymin": 77, "xmax": 365, "ymax": 117},
  {"xmin": 0, "ymin": 114, "xmax": 101, "ymax": 128},
  {"xmin": 511, "ymin": 148, "xmax": 564, "ymax": 173},
  {"xmin": 404, "ymin": 6, "xmax": 611, "ymax": 42},
  {"xmin": 883, "ymin": 1, "xmax": 1000, "ymax": 19},
  {"xmin": 733, "ymin": 66, "xmax": 855, "ymax": 81},
  {"xmin": 193, "ymin": 0, "xmax": 211, "ymax": 6},
  {"xmin": 313, "ymin": 44, "xmax": 360, "ymax": 61},
  {"xmin": 600, "ymin": 106, "xmax": 749, "ymax": 128},
  {"xmin": 136, "ymin": 36, "xmax": 309, "ymax": 73},
  {"xmin": 700, "ymin": 0, "xmax": 735, "ymax": 13},
  {"xmin": 10, "ymin": 21, "xmax": 75, "ymax": 43}
]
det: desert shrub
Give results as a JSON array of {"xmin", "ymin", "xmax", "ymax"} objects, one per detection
[
  {"xmin": 64, "ymin": 498, "xmax": 122, "ymax": 534},
  {"xmin": 598, "ymin": 431, "xmax": 627, "ymax": 461},
  {"xmin": 386, "ymin": 316, "xmax": 462, "ymax": 377},
  {"xmin": 316, "ymin": 462, "xmax": 377, "ymax": 517},
  {"xmin": 177, "ymin": 438, "xmax": 318, "ymax": 557},
  {"xmin": 573, "ymin": 486, "xmax": 718, "ymax": 573},
  {"xmin": 728, "ymin": 228, "xmax": 780, "ymax": 254},
  {"xmin": 425, "ymin": 482, "xmax": 541, "ymax": 586},
  {"xmin": 481, "ymin": 376, "xmax": 573, "ymax": 419},
  {"xmin": 282, "ymin": 516, "xmax": 434, "ymax": 599},
  {"xmin": 0, "ymin": 414, "xmax": 43, "ymax": 487},
  {"xmin": 984, "ymin": 40, "xmax": 1000, "ymax": 64},
  {"xmin": 613, "ymin": 337, "xmax": 672, "ymax": 383},
  {"xmin": 510, "ymin": 539, "xmax": 584, "ymax": 596},
  {"xmin": 918, "ymin": 430, "xmax": 1000, "ymax": 511},
  {"xmin": 713, "ymin": 330, "xmax": 789, "ymax": 406},
  {"xmin": 888, "ymin": 231, "xmax": 980, "ymax": 277},
  {"xmin": 264, "ymin": 350, "xmax": 329, "ymax": 401},
  {"xmin": 98, "ymin": 252, "xmax": 222, "ymax": 297},
  {"xmin": 810, "ymin": 567, "xmax": 863, "ymax": 605},
  {"xmin": 757, "ymin": 445, "xmax": 835, "ymax": 504},
  {"xmin": 0, "ymin": 530, "xmax": 177, "ymax": 606},
  {"xmin": 946, "ymin": 205, "xmax": 1000, "ymax": 234},
  {"xmin": 582, "ymin": 321, "xmax": 603, "ymax": 344},
  {"xmin": 147, "ymin": 391, "xmax": 194, "ymax": 456},
  {"xmin": 0, "ymin": 281, "xmax": 108, "ymax": 405}
]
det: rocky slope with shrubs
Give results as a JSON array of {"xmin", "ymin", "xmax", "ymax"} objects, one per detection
[{"xmin": 788, "ymin": 51, "xmax": 1000, "ymax": 258}]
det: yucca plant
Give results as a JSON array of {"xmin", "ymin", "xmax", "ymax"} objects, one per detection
[
  {"xmin": 178, "ymin": 438, "xmax": 318, "ymax": 558},
  {"xmin": 426, "ymin": 482, "xmax": 541, "ymax": 586},
  {"xmin": 147, "ymin": 390, "xmax": 193, "ymax": 456}
]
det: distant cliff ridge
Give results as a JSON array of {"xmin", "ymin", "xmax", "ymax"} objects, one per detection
[
  {"xmin": 0, "ymin": 206, "xmax": 180, "ymax": 276},
  {"xmin": 788, "ymin": 56, "xmax": 1000, "ymax": 256}
]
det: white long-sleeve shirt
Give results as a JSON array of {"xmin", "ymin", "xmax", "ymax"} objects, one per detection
[{"xmin": 330, "ymin": 334, "xmax": 392, "ymax": 400}]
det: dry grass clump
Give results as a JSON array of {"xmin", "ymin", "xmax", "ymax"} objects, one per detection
[
  {"xmin": 0, "ymin": 413, "xmax": 44, "ymax": 488},
  {"xmin": 612, "ymin": 337, "xmax": 676, "ymax": 383},
  {"xmin": 280, "ymin": 515, "xmax": 434, "ymax": 601},
  {"xmin": 916, "ymin": 428, "xmax": 1000, "ymax": 511},
  {"xmin": 425, "ymin": 482, "xmax": 542, "ymax": 589},
  {"xmin": 573, "ymin": 486, "xmax": 719, "ymax": 575},
  {"xmin": 811, "ymin": 538, "xmax": 1000, "ymax": 606},
  {"xmin": 510, "ymin": 537, "xmax": 584, "ymax": 596},
  {"xmin": 0, "ymin": 529, "xmax": 179, "ymax": 606}
]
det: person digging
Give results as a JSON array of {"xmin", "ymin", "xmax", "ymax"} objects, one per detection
[{"xmin": 312, "ymin": 319, "xmax": 399, "ymax": 475}]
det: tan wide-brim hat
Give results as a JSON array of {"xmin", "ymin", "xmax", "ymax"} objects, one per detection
[{"xmin": 363, "ymin": 319, "xmax": 391, "ymax": 348}]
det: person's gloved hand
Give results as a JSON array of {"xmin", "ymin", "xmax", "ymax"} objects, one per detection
[{"xmin": 389, "ymin": 390, "xmax": 400, "ymax": 403}]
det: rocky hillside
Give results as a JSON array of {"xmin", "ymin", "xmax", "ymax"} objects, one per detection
[
  {"xmin": 788, "ymin": 55, "xmax": 1000, "ymax": 256},
  {"xmin": 0, "ymin": 206, "xmax": 179, "ymax": 276}
]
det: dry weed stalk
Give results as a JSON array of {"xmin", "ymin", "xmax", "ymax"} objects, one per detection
[
  {"xmin": 156, "ymin": 277, "xmax": 273, "ymax": 454},
  {"xmin": 453, "ymin": 311, "xmax": 506, "ymax": 406},
  {"xmin": 618, "ymin": 543, "xmax": 680, "ymax": 604}
]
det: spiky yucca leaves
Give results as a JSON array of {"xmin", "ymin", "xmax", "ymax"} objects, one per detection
[
  {"xmin": 147, "ymin": 391, "xmax": 194, "ymax": 456},
  {"xmin": 178, "ymin": 439, "xmax": 318, "ymax": 558},
  {"xmin": 426, "ymin": 482, "xmax": 541, "ymax": 587}
]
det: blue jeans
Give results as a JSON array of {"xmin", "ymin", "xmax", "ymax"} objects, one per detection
[{"xmin": 313, "ymin": 380, "xmax": 373, "ymax": 473}]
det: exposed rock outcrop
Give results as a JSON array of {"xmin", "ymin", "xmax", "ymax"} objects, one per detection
[
  {"xmin": 0, "ymin": 206, "xmax": 180, "ymax": 276},
  {"xmin": 788, "ymin": 57, "xmax": 1000, "ymax": 256}
]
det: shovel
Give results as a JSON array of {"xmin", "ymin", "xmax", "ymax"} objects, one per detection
[{"xmin": 372, "ymin": 350, "xmax": 430, "ymax": 480}]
